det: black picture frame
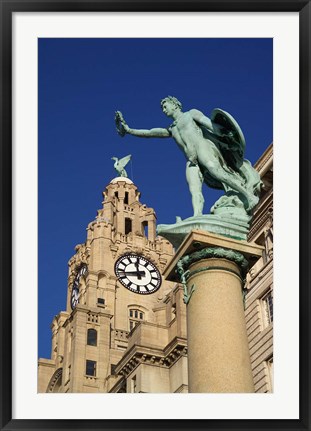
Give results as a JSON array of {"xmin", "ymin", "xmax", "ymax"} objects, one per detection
[{"xmin": 1, "ymin": 1, "xmax": 309, "ymax": 430}]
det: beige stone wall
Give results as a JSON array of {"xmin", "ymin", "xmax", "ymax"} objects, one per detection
[
  {"xmin": 37, "ymin": 359, "xmax": 55, "ymax": 392},
  {"xmin": 169, "ymin": 356, "xmax": 188, "ymax": 393},
  {"xmin": 127, "ymin": 364, "xmax": 170, "ymax": 393}
]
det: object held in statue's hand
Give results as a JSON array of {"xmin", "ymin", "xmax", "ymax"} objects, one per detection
[{"xmin": 115, "ymin": 111, "xmax": 127, "ymax": 137}]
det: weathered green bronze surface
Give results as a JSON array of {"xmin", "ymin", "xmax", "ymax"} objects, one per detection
[
  {"xmin": 116, "ymin": 96, "xmax": 261, "ymax": 244},
  {"xmin": 111, "ymin": 154, "xmax": 131, "ymax": 178}
]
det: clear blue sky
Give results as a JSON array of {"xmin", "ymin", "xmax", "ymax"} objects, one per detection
[{"xmin": 38, "ymin": 38, "xmax": 272, "ymax": 359}]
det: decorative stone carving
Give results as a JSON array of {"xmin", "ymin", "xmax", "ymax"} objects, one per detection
[{"xmin": 176, "ymin": 246, "xmax": 248, "ymax": 304}]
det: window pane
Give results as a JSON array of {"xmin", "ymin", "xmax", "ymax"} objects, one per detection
[
  {"xmin": 139, "ymin": 312, "xmax": 143, "ymax": 320},
  {"xmin": 125, "ymin": 218, "xmax": 132, "ymax": 234},
  {"xmin": 264, "ymin": 292, "xmax": 273, "ymax": 324},
  {"xmin": 87, "ymin": 328, "xmax": 97, "ymax": 346},
  {"xmin": 267, "ymin": 294, "xmax": 273, "ymax": 322},
  {"xmin": 86, "ymin": 360, "xmax": 96, "ymax": 376},
  {"xmin": 262, "ymin": 290, "xmax": 273, "ymax": 327}
]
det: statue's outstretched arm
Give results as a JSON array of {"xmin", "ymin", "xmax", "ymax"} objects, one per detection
[
  {"xmin": 127, "ymin": 127, "xmax": 170, "ymax": 138},
  {"xmin": 115, "ymin": 111, "xmax": 170, "ymax": 138}
]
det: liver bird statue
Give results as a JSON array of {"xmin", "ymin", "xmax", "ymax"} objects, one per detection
[{"xmin": 111, "ymin": 154, "xmax": 131, "ymax": 178}]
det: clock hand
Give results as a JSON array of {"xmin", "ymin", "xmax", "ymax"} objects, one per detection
[
  {"xmin": 135, "ymin": 258, "xmax": 142, "ymax": 280},
  {"xmin": 119, "ymin": 270, "xmax": 146, "ymax": 277}
]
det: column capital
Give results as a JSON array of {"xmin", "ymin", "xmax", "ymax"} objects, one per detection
[
  {"xmin": 177, "ymin": 246, "xmax": 249, "ymax": 273},
  {"xmin": 176, "ymin": 249, "xmax": 246, "ymax": 304},
  {"xmin": 163, "ymin": 229, "xmax": 263, "ymax": 283}
]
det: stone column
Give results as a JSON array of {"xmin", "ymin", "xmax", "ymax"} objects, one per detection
[{"xmin": 163, "ymin": 230, "xmax": 263, "ymax": 393}]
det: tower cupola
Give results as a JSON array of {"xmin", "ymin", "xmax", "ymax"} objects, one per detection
[{"xmin": 97, "ymin": 177, "xmax": 156, "ymax": 241}]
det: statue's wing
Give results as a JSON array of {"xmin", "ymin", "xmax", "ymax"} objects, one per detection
[
  {"xmin": 118, "ymin": 154, "xmax": 131, "ymax": 169},
  {"xmin": 203, "ymin": 109, "xmax": 246, "ymax": 170}
]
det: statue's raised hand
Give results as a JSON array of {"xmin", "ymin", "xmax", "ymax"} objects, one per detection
[{"xmin": 115, "ymin": 111, "xmax": 129, "ymax": 137}]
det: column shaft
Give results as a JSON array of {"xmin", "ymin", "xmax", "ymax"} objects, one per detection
[{"xmin": 186, "ymin": 257, "xmax": 254, "ymax": 393}]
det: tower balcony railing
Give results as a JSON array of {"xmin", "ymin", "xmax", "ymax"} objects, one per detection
[
  {"xmin": 84, "ymin": 375, "xmax": 98, "ymax": 386},
  {"xmin": 112, "ymin": 329, "xmax": 129, "ymax": 341},
  {"xmin": 115, "ymin": 232, "xmax": 158, "ymax": 250}
]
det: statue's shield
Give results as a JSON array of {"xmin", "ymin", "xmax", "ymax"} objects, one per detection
[
  {"xmin": 211, "ymin": 109, "xmax": 246, "ymax": 152},
  {"xmin": 210, "ymin": 108, "xmax": 246, "ymax": 169}
]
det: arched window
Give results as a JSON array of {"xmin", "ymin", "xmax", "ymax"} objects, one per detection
[{"xmin": 87, "ymin": 328, "xmax": 97, "ymax": 346}]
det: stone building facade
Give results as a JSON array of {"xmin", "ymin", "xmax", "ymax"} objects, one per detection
[
  {"xmin": 38, "ymin": 145, "xmax": 273, "ymax": 393},
  {"xmin": 245, "ymin": 143, "xmax": 273, "ymax": 392}
]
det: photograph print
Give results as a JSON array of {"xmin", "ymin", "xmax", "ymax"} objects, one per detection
[{"xmin": 38, "ymin": 38, "xmax": 273, "ymax": 394}]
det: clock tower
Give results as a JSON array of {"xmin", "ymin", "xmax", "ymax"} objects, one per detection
[{"xmin": 38, "ymin": 176, "xmax": 188, "ymax": 393}]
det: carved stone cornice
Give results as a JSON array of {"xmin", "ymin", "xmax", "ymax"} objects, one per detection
[
  {"xmin": 254, "ymin": 144, "xmax": 273, "ymax": 174},
  {"xmin": 113, "ymin": 339, "xmax": 187, "ymax": 379}
]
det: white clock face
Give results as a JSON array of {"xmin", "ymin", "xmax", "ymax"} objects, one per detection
[
  {"xmin": 115, "ymin": 254, "xmax": 161, "ymax": 294},
  {"xmin": 70, "ymin": 287, "xmax": 79, "ymax": 309},
  {"xmin": 70, "ymin": 264, "xmax": 88, "ymax": 310}
]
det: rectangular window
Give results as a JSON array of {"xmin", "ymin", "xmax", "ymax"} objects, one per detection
[
  {"xmin": 87, "ymin": 328, "xmax": 97, "ymax": 346},
  {"xmin": 261, "ymin": 290, "xmax": 273, "ymax": 327},
  {"xmin": 129, "ymin": 309, "xmax": 144, "ymax": 331},
  {"xmin": 125, "ymin": 218, "xmax": 132, "ymax": 235},
  {"xmin": 124, "ymin": 192, "xmax": 129, "ymax": 204},
  {"xmin": 86, "ymin": 360, "xmax": 96, "ymax": 377},
  {"xmin": 97, "ymin": 298, "xmax": 105, "ymax": 305},
  {"xmin": 142, "ymin": 221, "xmax": 148, "ymax": 238}
]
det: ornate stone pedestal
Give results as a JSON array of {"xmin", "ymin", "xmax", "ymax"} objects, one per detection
[
  {"xmin": 163, "ymin": 230, "xmax": 263, "ymax": 393},
  {"xmin": 157, "ymin": 213, "xmax": 251, "ymax": 249}
]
